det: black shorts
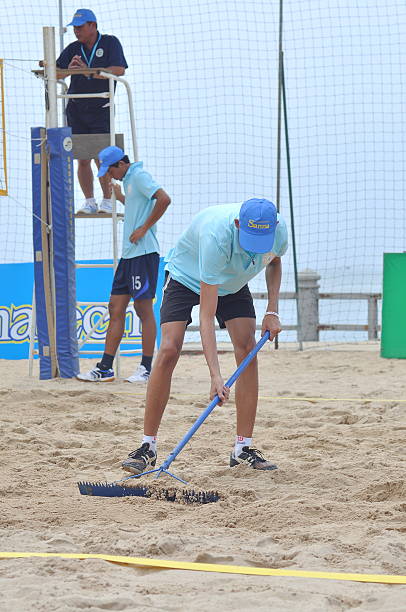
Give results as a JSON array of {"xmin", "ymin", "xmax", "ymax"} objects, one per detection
[
  {"xmin": 160, "ymin": 278, "xmax": 256, "ymax": 328},
  {"xmin": 66, "ymin": 100, "xmax": 110, "ymax": 135},
  {"xmin": 111, "ymin": 253, "xmax": 159, "ymax": 300}
]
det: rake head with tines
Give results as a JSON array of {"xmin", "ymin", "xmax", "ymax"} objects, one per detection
[{"xmin": 77, "ymin": 481, "xmax": 220, "ymax": 504}]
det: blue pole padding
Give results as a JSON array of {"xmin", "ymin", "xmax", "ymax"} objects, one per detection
[
  {"xmin": 47, "ymin": 128, "xmax": 79, "ymax": 377},
  {"xmin": 31, "ymin": 127, "xmax": 54, "ymax": 379},
  {"xmin": 159, "ymin": 331, "xmax": 271, "ymax": 472}
]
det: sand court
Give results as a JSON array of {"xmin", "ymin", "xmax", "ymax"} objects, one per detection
[{"xmin": 0, "ymin": 343, "xmax": 405, "ymax": 610}]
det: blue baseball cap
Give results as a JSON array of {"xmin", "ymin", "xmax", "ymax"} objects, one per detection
[
  {"xmin": 238, "ymin": 198, "xmax": 278, "ymax": 253},
  {"xmin": 97, "ymin": 146, "xmax": 125, "ymax": 177},
  {"xmin": 66, "ymin": 9, "xmax": 97, "ymax": 26}
]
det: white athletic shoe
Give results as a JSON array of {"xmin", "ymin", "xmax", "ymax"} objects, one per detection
[
  {"xmin": 99, "ymin": 198, "xmax": 113, "ymax": 213},
  {"xmin": 125, "ymin": 365, "xmax": 150, "ymax": 383},
  {"xmin": 77, "ymin": 199, "xmax": 98, "ymax": 214},
  {"xmin": 77, "ymin": 366, "xmax": 115, "ymax": 382}
]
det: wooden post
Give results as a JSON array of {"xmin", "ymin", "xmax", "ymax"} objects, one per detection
[{"xmin": 39, "ymin": 128, "xmax": 58, "ymax": 377}]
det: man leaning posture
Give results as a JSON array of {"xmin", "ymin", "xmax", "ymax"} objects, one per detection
[
  {"xmin": 121, "ymin": 198, "xmax": 288, "ymax": 473},
  {"xmin": 77, "ymin": 146, "xmax": 171, "ymax": 383},
  {"xmin": 56, "ymin": 8, "xmax": 128, "ymax": 213}
]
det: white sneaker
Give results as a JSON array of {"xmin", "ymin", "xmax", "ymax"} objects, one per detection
[
  {"xmin": 99, "ymin": 198, "xmax": 113, "ymax": 213},
  {"xmin": 78, "ymin": 199, "xmax": 98, "ymax": 214},
  {"xmin": 125, "ymin": 365, "xmax": 150, "ymax": 383},
  {"xmin": 77, "ymin": 366, "xmax": 115, "ymax": 382}
]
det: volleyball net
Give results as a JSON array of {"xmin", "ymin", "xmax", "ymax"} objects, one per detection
[{"xmin": 0, "ymin": 0, "xmax": 405, "ymax": 362}]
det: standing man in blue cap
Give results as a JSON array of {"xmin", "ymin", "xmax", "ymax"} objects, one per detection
[
  {"xmin": 77, "ymin": 146, "xmax": 171, "ymax": 383},
  {"xmin": 56, "ymin": 9, "xmax": 128, "ymax": 213},
  {"xmin": 121, "ymin": 198, "xmax": 288, "ymax": 474}
]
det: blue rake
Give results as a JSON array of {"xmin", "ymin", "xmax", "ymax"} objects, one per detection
[
  {"xmin": 78, "ymin": 331, "xmax": 270, "ymax": 501},
  {"xmin": 124, "ymin": 330, "xmax": 271, "ymax": 484}
]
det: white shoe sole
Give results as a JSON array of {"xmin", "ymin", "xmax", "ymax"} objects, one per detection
[{"xmin": 76, "ymin": 376, "xmax": 115, "ymax": 382}]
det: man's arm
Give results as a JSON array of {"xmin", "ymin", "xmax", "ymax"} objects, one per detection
[
  {"xmin": 261, "ymin": 256, "xmax": 283, "ymax": 340},
  {"xmin": 94, "ymin": 66, "xmax": 126, "ymax": 79},
  {"xmin": 129, "ymin": 188, "xmax": 171, "ymax": 244},
  {"xmin": 199, "ymin": 282, "xmax": 230, "ymax": 404},
  {"xmin": 95, "ymin": 35, "xmax": 127, "ymax": 79},
  {"xmin": 113, "ymin": 183, "xmax": 125, "ymax": 204}
]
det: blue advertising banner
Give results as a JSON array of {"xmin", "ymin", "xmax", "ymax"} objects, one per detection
[
  {"xmin": 0, "ymin": 259, "xmax": 165, "ymax": 360},
  {"xmin": 0, "ymin": 262, "xmax": 34, "ymax": 358}
]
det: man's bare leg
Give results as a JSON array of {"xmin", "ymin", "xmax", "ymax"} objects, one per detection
[
  {"xmin": 95, "ymin": 159, "xmax": 112, "ymax": 199},
  {"xmin": 133, "ymin": 298, "xmax": 156, "ymax": 357},
  {"xmin": 77, "ymin": 159, "xmax": 95, "ymax": 199},
  {"xmin": 143, "ymin": 321, "xmax": 187, "ymax": 435},
  {"xmin": 225, "ymin": 317, "xmax": 258, "ymax": 437},
  {"xmin": 104, "ymin": 294, "xmax": 131, "ymax": 355},
  {"xmin": 226, "ymin": 319, "xmax": 277, "ymax": 470}
]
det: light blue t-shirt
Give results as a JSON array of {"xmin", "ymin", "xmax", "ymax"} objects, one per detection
[
  {"xmin": 165, "ymin": 203, "xmax": 288, "ymax": 296},
  {"xmin": 121, "ymin": 162, "xmax": 161, "ymax": 259}
]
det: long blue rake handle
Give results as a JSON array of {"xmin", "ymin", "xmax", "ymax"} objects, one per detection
[{"xmin": 124, "ymin": 331, "xmax": 271, "ymax": 485}]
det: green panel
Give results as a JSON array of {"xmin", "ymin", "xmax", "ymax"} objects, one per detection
[{"xmin": 381, "ymin": 253, "xmax": 406, "ymax": 358}]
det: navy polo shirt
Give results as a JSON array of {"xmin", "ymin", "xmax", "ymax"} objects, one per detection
[{"xmin": 56, "ymin": 33, "xmax": 128, "ymax": 109}]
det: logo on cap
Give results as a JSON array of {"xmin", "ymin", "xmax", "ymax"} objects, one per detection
[{"xmin": 248, "ymin": 219, "xmax": 270, "ymax": 230}]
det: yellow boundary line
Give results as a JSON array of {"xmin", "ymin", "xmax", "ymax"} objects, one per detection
[{"xmin": 0, "ymin": 552, "xmax": 405, "ymax": 584}]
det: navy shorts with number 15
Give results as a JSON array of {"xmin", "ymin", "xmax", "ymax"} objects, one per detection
[{"xmin": 111, "ymin": 253, "xmax": 159, "ymax": 300}]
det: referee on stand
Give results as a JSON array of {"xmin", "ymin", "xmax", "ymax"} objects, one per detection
[{"xmin": 56, "ymin": 8, "xmax": 128, "ymax": 214}]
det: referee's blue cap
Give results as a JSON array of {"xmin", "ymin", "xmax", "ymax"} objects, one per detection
[
  {"xmin": 67, "ymin": 9, "xmax": 97, "ymax": 26},
  {"xmin": 97, "ymin": 146, "xmax": 125, "ymax": 177},
  {"xmin": 238, "ymin": 198, "xmax": 278, "ymax": 254}
]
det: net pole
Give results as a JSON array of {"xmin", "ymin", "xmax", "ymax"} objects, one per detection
[
  {"xmin": 58, "ymin": 0, "xmax": 64, "ymax": 55},
  {"xmin": 58, "ymin": 0, "xmax": 66, "ymax": 121},
  {"xmin": 281, "ymin": 51, "xmax": 302, "ymax": 350},
  {"xmin": 276, "ymin": 0, "xmax": 283, "ymax": 212},
  {"xmin": 274, "ymin": 0, "xmax": 283, "ymax": 350},
  {"xmin": 43, "ymin": 27, "xmax": 58, "ymax": 129}
]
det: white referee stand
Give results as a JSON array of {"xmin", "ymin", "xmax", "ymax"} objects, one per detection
[{"xmin": 29, "ymin": 26, "xmax": 140, "ymax": 377}]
